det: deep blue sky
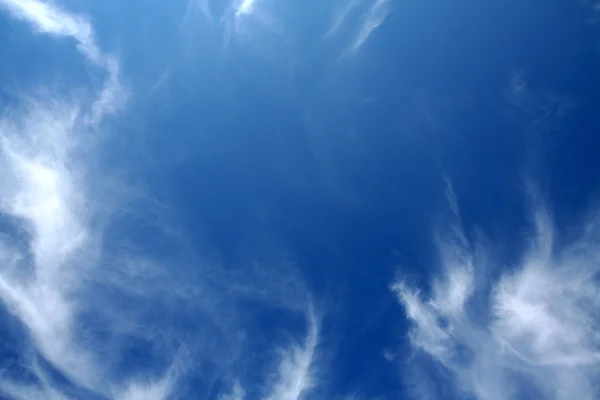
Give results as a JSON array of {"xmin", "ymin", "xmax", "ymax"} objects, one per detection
[{"xmin": 1, "ymin": 1, "xmax": 600, "ymax": 399}]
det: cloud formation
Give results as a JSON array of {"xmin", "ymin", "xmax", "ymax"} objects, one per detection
[
  {"xmin": 220, "ymin": 0, "xmax": 286, "ymax": 53},
  {"xmin": 0, "ymin": 5, "xmax": 330, "ymax": 399},
  {"xmin": 0, "ymin": 0, "xmax": 123, "ymax": 123},
  {"xmin": 347, "ymin": 0, "xmax": 390, "ymax": 55},
  {"xmin": 264, "ymin": 310, "xmax": 320, "ymax": 400},
  {"xmin": 393, "ymin": 186, "xmax": 600, "ymax": 400},
  {"xmin": 214, "ymin": 309, "xmax": 320, "ymax": 400},
  {"xmin": 325, "ymin": 0, "xmax": 361, "ymax": 38},
  {"xmin": 0, "ymin": 0, "xmax": 137, "ymax": 398}
]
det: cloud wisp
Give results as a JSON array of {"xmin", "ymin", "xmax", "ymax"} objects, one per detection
[
  {"xmin": 393, "ymin": 187, "xmax": 600, "ymax": 400},
  {"xmin": 325, "ymin": 0, "xmax": 362, "ymax": 38},
  {"xmin": 264, "ymin": 310, "xmax": 320, "ymax": 400},
  {"xmin": 218, "ymin": 308, "xmax": 321, "ymax": 400},
  {"xmin": 0, "ymin": 0, "xmax": 123, "ymax": 123},
  {"xmin": 0, "ymin": 4, "xmax": 331, "ymax": 400},
  {"xmin": 343, "ymin": 0, "xmax": 390, "ymax": 57},
  {"xmin": 0, "ymin": 1, "xmax": 153, "ymax": 398}
]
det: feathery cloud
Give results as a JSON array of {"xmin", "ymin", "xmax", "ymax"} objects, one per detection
[
  {"xmin": 0, "ymin": 1, "xmax": 159, "ymax": 398},
  {"xmin": 326, "ymin": 0, "xmax": 362, "ymax": 38},
  {"xmin": 265, "ymin": 311, "xmax": 320, "ymax": 400},
  {"xmin": 393, "ymin": 187, "xmax": 600, "ymax": 400},
  {"xmin": 348, "ymin": 0, "xmax": 390, "ymax": 55},
  {"xmin": 0, "ymin": 0, "xmax": 123, "ymax": 123}
]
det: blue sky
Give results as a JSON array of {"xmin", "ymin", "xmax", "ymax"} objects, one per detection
[{"xmin": 1, "ymin": 0, "xmax": 600, "ymax": 399}]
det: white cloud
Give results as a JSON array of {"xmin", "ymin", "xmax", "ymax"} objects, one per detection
[
  {"xmin": 219, "ymin": 0, "xmax": 288, "ymax": 56},
  {"xmin": 0, "ymin": 1, "xmax": 168, "ymax": 399},
  {"xmin": 0, "ymin": 100, "xmax": 100, "ymax": 392},
  {"xmin": 0, "ymin": 0, "xmax": 124, "ymax": 123},
  {"xmin": 117, "ymin": 376, "xmax": 175, "ymax": 400},
  {"xmin": 0, "ymin": 6, "xmax": 325, "ymax": 391},
  {"xmin": 348, "ymin": 0, "xmax": 390, "ymax": 54},
  {"xmin": 393, "ymin": 189, "xmax": 600, "ymax": 400},
  {"xmin": 264, "ymin": 311, "xmax": 320, "ymax": 400},
  {"xmin": 236, "ymin": 0, "xmax": 259, "ymax": 17},
  {"xmin": 214, "ymin": 310, "xmax": 321, "ymax": 400},
  {"xmin": 326, "ymin": 0, "xmax": 361, "ymax": 38},
  {"xmin": 0, "ymin": 0, "xmax": 99, "ymax": 59}
]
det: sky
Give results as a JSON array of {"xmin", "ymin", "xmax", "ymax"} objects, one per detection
[{"xmin": 0, "ymin": 0, "xmax": 600, "ymax": 399}]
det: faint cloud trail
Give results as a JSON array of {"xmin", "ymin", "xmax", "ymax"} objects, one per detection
[
  {"xmin": 326, "ymin": 0, "xmax": 362, "ymax": 38},
  {"xmin": 0, "ymin": 1, "xmax": 147, "ymax": 399},
  {"xmin": 348, "ymin": 0, "xmax": 390, "ymax": 55}
]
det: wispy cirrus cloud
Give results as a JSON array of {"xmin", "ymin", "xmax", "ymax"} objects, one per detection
[
  {"xmin": 0, "ymin": 0, "xmax": 123, "ymax": 123},
  {"xmin": 264, "ymin": 310, "xmax": 320, "ymax": 400},
  {"xmin": 0, "ymin": 1, "xmax": 166, "ymax": 399},
  {"xmin": 326, "ymin": 0, "xmax": 362, "ymax": 38},
  {"xmin": 346, "ymin": 0, "xmax": 390, "ymax": 56},
  {"xmin": 218, "ymin": 309, "xmax": 321, "ymax": 400},
  {"xmin": 392, "ymin": 184, "xmax": 600, "ymax": 400},
  {"xmin": 0, "ymin": 6, "xmax": 330, "ymax": 399},
  {"xmin": 0, "ymin": 0, "xmax": 100, "ymax": 58}
]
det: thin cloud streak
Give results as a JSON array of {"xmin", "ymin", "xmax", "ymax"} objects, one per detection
[
  {"xmin": 0, "ymin": 0, "xmax": 124, "ymax": 123},
  {"xmin": 393, "ymin": 187, "xmax": 600, "ymax": 400},
  {"xmin": 0, "ymin": 1, "xmax": 156, "ymax": 399},
  {"xmin": 349, "ymin": 0, "xmax": 390, "ymax": 54},
  {"xmin": 265, "ymin": 311, "xmax": 320, "ymax": 400},
  {"xmin": 216, "ymin": 310, "xmax": 322, "ymax": 400},
  {"xmin": 326, "ymin": 0, "xmax": 361, "ymax": 38}
]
